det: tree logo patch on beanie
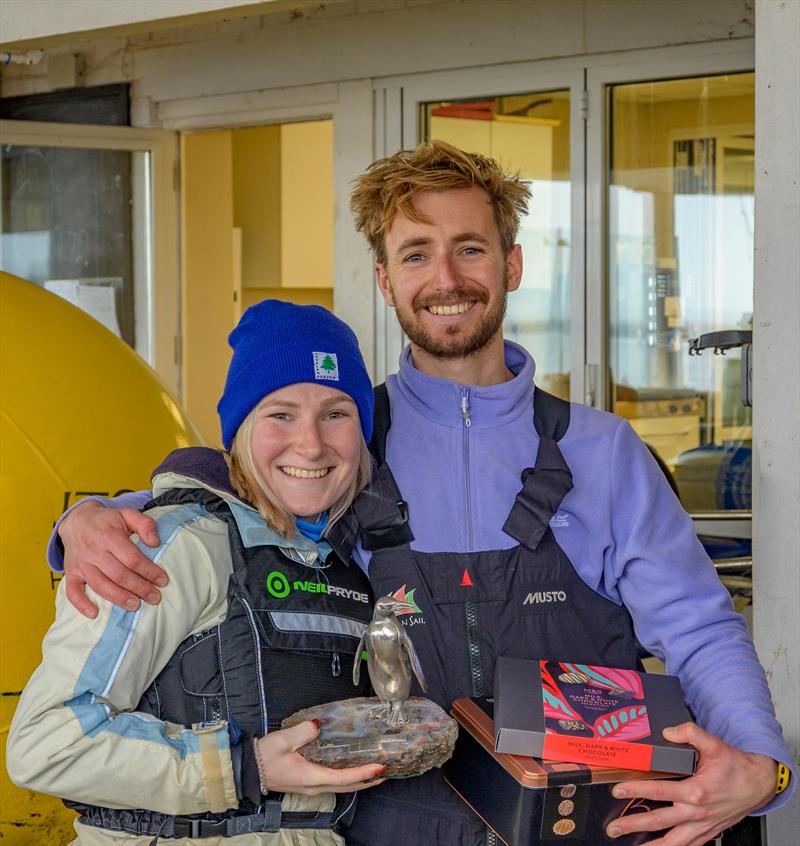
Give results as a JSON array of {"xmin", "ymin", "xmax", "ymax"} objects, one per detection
[{"xmin": 313, "ymin": 351, "xmax": 340, "ymax": 381}]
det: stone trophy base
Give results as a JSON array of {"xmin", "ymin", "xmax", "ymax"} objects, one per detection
[{"xmin": 282, "ymin": 696, "xmax": 458, "ymax": 778}]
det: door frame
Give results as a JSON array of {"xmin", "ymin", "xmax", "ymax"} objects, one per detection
[
  {"xmin": 157, "ymin": 79, "xmax": 376, "ymax": 380},
  {"xmin": 373, "ymin": 39, "xmax": 755, "ymax": 395},
  {"xmin": 0, "ymin": 119, "xmax": 180, "ymax": 394},
  {"xmin": 374, "ymin": 61, "xmax": 586, "ymax": 394},
  {"xmin": 585, "ymin": 40, "xmax": 755, "ymax": 410}
]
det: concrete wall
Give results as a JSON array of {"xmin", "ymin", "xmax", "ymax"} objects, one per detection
[
  {"xmin": 0, "ymin": 1, "xmax": 755, "ymax": 104},
  {"xmin": 0, "ymin": 0, "xmax": 275, "ymax": 46},
  {"xmin": 754, "ymin": 1, "xmax": 800, "ymax": 842}
]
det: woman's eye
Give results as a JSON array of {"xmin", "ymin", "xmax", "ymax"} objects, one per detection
[{"xmin": 268, "ymin": 412, "xmax": 291, "ymax": 421}]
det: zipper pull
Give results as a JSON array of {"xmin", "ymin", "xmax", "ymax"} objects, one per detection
[
  {"xmin": 331, "ymin": 652, "xmax": 340, "ymax": 677},
  {"xmin": 460, "ymin": 390, "xmax": 472, "ymax": 428}
]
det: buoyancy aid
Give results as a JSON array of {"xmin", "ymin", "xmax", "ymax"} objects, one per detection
[
  {"xmin": 334, "ymin": 385, "xmax": 641, "ymax": 846},
  {"xmin": 72, "ymin": 469, "xmax": 373, "ymax": 840}
]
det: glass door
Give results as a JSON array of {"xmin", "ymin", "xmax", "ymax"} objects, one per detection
[
  {"xmin": 606, "ymin": 73, "xmax": 755, "ymax": 513},
  {"xmin": 0, "ymin": 120, "xmax": 178, "ymax": 392},
  {"xmin": 376, "ymin": 65, "xmax": 585, "ymax": 395},
  {"xmin": 420, "ymin": 91, "xmax": 573, "ymax": 399}
]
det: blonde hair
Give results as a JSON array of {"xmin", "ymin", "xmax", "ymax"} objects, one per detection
[
  {"xmin": 350, "ymin": 139, "xmax": 531, "ymax": 264},
  {"xmin": 226, "ymin": 405, "xmax": 373, "ymax": 538}
]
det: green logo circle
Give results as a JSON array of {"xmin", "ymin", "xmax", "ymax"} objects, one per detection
[{"xmin": 266, "ymin": 571, "xmax": 291, "ymax": 598}]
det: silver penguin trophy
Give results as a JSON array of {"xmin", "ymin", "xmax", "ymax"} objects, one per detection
[{"xmin": 353, "ymin": 595, "xmax": 428, "ymax": 727}]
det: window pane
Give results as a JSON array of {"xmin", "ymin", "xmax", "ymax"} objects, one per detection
[
  {"xmin": 608, "ymin": 73, "xmax": 754, "ymax": 514},
  {"xmin": 422, "ymin": 91, "xmax": 571, "ymax": 399},
  {"xmin": 1, "ymin": 144, "xmax": 151, "ymax": 356}
]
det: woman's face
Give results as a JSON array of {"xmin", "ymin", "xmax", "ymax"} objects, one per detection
[{"xmin": 250, "ymin": 382, "xmax": 362, "ymax": 521}]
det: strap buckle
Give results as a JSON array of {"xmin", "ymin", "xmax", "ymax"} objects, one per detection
[{"xmin": 172, "ymin": 817, "xmax": 229, "ymax": 838}]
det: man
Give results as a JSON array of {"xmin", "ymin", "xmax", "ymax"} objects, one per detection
[{"xmin": 52, "ymin": 141, "xmax": 793, "ymax": 846}]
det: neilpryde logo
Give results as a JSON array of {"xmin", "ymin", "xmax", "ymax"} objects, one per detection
[
  {"xmin": 266, "ymin": 570, "xmax": 369, "ymax": 604},
  {"xmin": 266, "ymin": 571, "xmax": 291, "ymax": 598}
]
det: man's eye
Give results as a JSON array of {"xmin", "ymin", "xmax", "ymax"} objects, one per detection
[
  {"xmin": 404, "ymin": 253, "xmax": 424, "ymax": 263},
  {"xmin": 461, "ymin": 246, "xmax": 482, "ymax": 256},
  {"xmin": 326, "ymin": 410, "xmax": 348, "ymax": 420}
]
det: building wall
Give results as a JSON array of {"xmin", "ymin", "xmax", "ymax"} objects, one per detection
[
  {"xmin": 0, "ymin": 1, "xmax": 755, "ymax": 105},
  {"xmin": 0, "ymin": 0, "xmax": 275, "ymax": 46},
  {"xmin": 754, "ymin": 0, "xmax": 800, "ymax": 842}
]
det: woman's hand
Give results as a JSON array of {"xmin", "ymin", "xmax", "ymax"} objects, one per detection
[{"xmin": 254, "ymin": 720, "xmax": 387, "ymax": 795}]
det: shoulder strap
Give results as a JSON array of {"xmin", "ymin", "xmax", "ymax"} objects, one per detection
[
  {"xmin": 368, "ymin": 382, "xmax": 391, "ymax": 465},
  {"xmin": 533, "ymin": 386, "xmax": 570, "ymax": 442},
  {"xmin": 501, "ymin": 385, "xmax": 572, "ymax": 551},
  {"xmin": 327, "ymin": 381, "xmax": 413, "ymax": 556}
]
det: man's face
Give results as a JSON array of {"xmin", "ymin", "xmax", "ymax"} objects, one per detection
[{"xmin": 376, "ymin": 187, "xmax": 522, "ymax": 359}]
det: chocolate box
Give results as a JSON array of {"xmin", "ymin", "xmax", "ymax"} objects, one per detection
[
  {"xmin": 445, "ymin": 698, "xmax": 683, "ymax": 846},
  {"xmin": 493, "ymin": 658, "xmax": 695, "ymax": 775}
]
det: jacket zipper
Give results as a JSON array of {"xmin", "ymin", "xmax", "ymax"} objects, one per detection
[
  {"xmin": 331, "ymin": 652, "xmax": 341, "ymax": 677},
  {"xmin": 461, "ymin": 388, "xmax": 484, "ymax": 697},
  {"xmin": 460, "ymin": 388, "xmax": 473, "ymax": 547},
  {"xmin": 235, "ymin": 592, "xmax": 269, "ymax": 735}
]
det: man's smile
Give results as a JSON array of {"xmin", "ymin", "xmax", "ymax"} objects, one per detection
[{"xmin": 425, "ymin": 300, "xmax": 477, "ymax": 316}]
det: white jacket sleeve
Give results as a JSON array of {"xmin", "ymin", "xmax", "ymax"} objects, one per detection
[{"xmin": 7, "ymin": 503, "xmax": 239, "ymax": 816}]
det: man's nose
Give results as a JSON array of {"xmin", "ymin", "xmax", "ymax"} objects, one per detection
[{"xmin": 433, "ymin": 254, "xmax": 460, "ymax": 290}]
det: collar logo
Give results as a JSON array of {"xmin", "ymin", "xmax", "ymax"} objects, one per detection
[
  {"xmin": 313, "ymin": 351, "xmax": 339, "ymax": 381},
  {"xmin": 391, "ymin": 584, "xmax": 423, "ymax": 616}
]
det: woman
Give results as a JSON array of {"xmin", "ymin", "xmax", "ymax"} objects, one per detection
[{"xmin": 7, "ymin": 300, "xmax": 386, "ymax": 845}]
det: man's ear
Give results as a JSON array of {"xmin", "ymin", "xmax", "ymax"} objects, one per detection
[
  {"xmin": 505, "ymin": 244, "xmax": 523, "ymax": 293},
  {"xmin": 375, "ymin": 263, "xmax": 395, "ymax": 307}
]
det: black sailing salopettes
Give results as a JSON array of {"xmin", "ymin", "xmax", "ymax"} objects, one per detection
[{"xmin": 338, "ymin": 386, "xmax": 641, "ymax": 846}]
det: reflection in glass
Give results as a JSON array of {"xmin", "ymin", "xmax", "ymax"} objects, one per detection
[
  {"xmin": 608, "ymin": 73, "xmax": 754, "ymax": 513},
  {"xmin": 1, "ymin": 144, "xmax": 150, "ymax": 354},
  {"xmin": 421, "ymin": 91, "xmax": 571, "ymax": 399}
]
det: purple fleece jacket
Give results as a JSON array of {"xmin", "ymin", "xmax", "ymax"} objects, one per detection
[{"xmin": 48, "ymin": 342, "xmax": 794, "ymax": 809}]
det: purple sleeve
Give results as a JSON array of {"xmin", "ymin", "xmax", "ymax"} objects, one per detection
[
  {"xmin": 47, "ymin": 490, "xmax": 154, "ymax": 573},
  {"xmin": 608, "ymin": 421, "xmax": 795, "ymax": 811}
]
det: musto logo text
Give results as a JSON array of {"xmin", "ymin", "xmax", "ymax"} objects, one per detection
[{"xmin": 266, "ymin": 571, "xmax": 369, "ymax": 603}]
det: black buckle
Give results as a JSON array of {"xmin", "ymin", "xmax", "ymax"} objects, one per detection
[{"xmin": 172, "ymin": 817, "xmax": 229, "ymax": 838}]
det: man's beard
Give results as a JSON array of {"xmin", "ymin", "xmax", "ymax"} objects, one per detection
[{"xmin": 391, "ymin": 276, "xmax": 509, "ymax": 360}]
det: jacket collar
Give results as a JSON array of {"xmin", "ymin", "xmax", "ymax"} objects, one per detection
[
  {"xmin": 151, "ymin": 447, "xmax": 333, "ymax": 562},
  {"xmin": 393, "ymin": 340, "xmax": 536, "ymax": 429}
]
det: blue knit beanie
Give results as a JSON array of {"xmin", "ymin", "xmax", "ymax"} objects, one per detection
[{"xmin": 217, "ymin": 300, "xmax": 374, "ymax": 449}]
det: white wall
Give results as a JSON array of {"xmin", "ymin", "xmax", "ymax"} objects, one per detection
[
  {"xmin": 0, "ymin": 0, "xmax": 273, "ymax": 46},
  {"xmin": 0, "ymin": 1, "xmax": 755, "ymax": 102},
  {"xmin": 754, "ymin": 1, "xmax": 800, "ymax": 842}
]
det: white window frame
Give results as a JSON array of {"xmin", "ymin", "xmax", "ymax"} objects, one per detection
[
  {"xmin": 374, "ymin": 60, "xmax": 586, "ymax": 393},
  {"xmin": 586, "ymin": 39, "xmax": 755, "ymax": 410},
  {"xmin": 0, "ymin": 119, "xmax": 180, "ymax": 394},
  {"xmin": 373, "ymin": 40, "xmax": 755, "ymax": 395},
  {"xmin": 157, "ymin": 79, "xmax": 376, "ymax": 380}
]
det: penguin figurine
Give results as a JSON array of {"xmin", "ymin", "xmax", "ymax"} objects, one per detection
[{"xmin": 353, "ymin": 595, "xmax": 428, "ymax": 726}]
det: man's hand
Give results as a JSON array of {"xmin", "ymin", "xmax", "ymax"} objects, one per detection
[
  {"xmin": 607, "ymin": 722, "xmax": 777, "ymax": 845},
  {"xmin": 59, "ymin": 501, "xmax": 167, "ymax": 618}
]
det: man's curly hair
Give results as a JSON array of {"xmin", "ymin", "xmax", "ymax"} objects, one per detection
[{"xmin": 350, "ymin": 139, "xmax": 531, "ymax": 264}]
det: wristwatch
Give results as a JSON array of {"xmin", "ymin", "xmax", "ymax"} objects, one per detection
[{"xmin": 775, "ymin": 762, "xmax": 791, "ymax": 795}]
